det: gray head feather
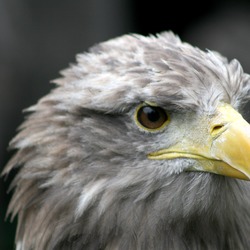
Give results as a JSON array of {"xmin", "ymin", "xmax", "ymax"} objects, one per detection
[{"xmin": 3, "ymin": 32, "xmax": 250, "ymax": 249}]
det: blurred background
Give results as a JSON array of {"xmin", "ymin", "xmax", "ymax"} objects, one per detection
[{"xmin": 1, "ymin": 0, "xmax": 250, "ymax": 248}]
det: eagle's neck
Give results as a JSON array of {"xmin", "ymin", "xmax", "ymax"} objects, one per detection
[
  {"xmin": 54, "ymin": 174, "xmax": 250, "ymax": 249},
  {"xmin": 14, "ymin": 172, "xmax": 250, "ymax": 250}
]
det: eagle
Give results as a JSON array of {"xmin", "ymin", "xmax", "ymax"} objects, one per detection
[{"xmin": 3, "ymin": 32, "xmax": 250, "ymax": 250}]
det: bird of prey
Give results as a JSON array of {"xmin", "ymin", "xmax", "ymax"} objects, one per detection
[{"xmin": 3, "ymin": 32, "xmax": 250, "ymax": 250}]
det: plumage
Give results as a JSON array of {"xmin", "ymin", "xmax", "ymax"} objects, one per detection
[{"xmin": 3, "ymin": 32, "xmax": 250, "ymax": 249}]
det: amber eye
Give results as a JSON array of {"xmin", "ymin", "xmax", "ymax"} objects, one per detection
[{"xmin": 136, "ymin": 105, "xmax": 169, "ymax": 130}]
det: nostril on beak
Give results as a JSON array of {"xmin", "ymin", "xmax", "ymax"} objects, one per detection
[{"xmin": 211, "ymin": 124, "xmax": 225, "ymax": 137}]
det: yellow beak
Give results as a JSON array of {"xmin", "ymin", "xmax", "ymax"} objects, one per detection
[{"xmin": 148, "ymin": 104, "xmax": 250, "ymax": 180}]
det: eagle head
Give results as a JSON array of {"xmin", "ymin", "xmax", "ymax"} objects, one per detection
[{"xmin": 3, "ymin": 32, "xmax": 250, "ymax": 249}]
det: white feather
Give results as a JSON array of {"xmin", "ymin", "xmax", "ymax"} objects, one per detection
[{"xmin": 75, "ymin": 179, "xmax": 107, "ymax": 219}]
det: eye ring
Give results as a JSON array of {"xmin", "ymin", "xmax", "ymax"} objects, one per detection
[{"xmin": 135, "ymin": 103, "xmax": 170, "ymax": 132}]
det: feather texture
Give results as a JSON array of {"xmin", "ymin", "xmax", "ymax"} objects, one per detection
[{"xmin": 3, "ymin": 32, "xmax": 250, "ymax": 249}]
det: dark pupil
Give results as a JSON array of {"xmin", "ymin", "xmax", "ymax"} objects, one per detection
[{"xmin": 143, "ymin": 106, "xmax": 160, "ymax": 122}]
